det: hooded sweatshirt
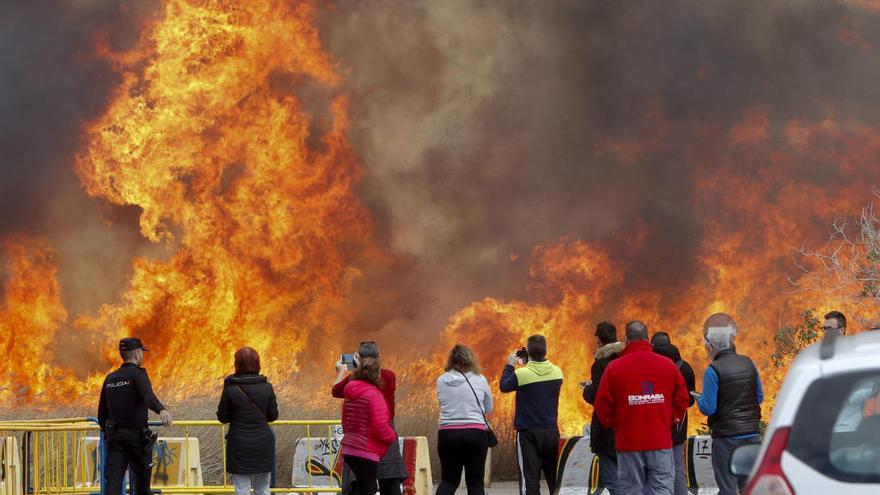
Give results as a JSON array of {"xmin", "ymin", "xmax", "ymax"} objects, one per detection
[
  {"xmin": 341, "ymin": 380, "xmax": 397, "ymax": 461},
  {"xmin": 437, "ymin": 371, "xmax": 494, "ymax": 429},
  {"xmin": 500, "ymin": 359, "xmax": 563, "ymax": 430}
]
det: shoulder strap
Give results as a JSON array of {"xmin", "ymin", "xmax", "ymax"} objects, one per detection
[
  {"xmin": 233, "ymin": 383, "xmax": 267, "ymax": 421},
  {"xmin": 460, "ymin": 372, "xmax": 491, "ymax": 429}
]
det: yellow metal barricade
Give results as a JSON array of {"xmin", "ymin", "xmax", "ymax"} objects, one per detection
[
  {"xmin": 0, "ymin": 419, "xmax": 343, "ymax": 495},
  {"xmin": 0, "ymin": 419, "xmax": 98, "ymax": 495}
]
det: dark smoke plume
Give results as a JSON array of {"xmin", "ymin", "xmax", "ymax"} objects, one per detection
[
  {"xmin": 3, "ymin": 0, "xmax": 880, "ymax": 375},
  {"xmin": 318, "ymin": 0, "xmax": 880, "ymax": 349},
  {"xmin": 0, "ymin": 0, "xmax": 162, "ymax": 371}
]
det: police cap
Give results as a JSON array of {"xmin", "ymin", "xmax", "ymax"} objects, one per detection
[{"xmin": 119, "ymin": 337, "xmax": 148, "ymax": 352}]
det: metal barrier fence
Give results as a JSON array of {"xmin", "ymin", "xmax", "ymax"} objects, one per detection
[
  {"xmin": 0, "ymin": 418, "xmax": 343, "ymax": 495},
  {"xmin": 0, "ymin": 418, "xmax": 100, "ymax": 495}
]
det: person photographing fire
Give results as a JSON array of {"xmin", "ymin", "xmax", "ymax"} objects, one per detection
[
  {"xmin": 500, "ymin": 335, "xmax": 563, "ymax": 495},
  {"xmin": 97, "ymin": 337, "xmax": 173, "ymax": 495},
  {"xmin": 332, "ymin": 342, "xmax": 408, "ymax": 495}
]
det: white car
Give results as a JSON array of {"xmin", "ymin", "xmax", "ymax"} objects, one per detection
[{"xmin": 730, "ymin": 330, "xmax": 880, "ymax": 494}]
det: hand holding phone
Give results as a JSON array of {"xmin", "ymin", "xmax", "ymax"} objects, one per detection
[
  {"xmin": 340, "ymin": 353, "xmax": 356, "ymax": 371},
  {"xmin": 515, "ymin": 347, "xmax": 529, "ymax": 365}
]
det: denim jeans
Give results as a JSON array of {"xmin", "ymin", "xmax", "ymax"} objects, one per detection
[
  {"xmin": 231, "ymin": 473, "xmax": 270, "ymax": 495},
  {"xmin": 597, "ymin": 452, "xmax": 619, "ymax": 495},
  {"xmin": 672, "ymin": 443, "xmax": 688, "ymax": 495},
  {"xmin": 617, "ymin": 449, "xmax": 674, "ymax": 495},
  {"xmin": 712, "ymin": 436, "xmax": 758, "ymax": 495}
]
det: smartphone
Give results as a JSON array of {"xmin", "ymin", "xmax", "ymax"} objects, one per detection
[
  {"xmin": 341, "ymin": 353, "xmax": 356, "ymax": 371},
  {"xmin": 515, "ymin": 347, "xmax": 529, "ymax": 364},
  {"xmin": 690, "ymin": 391, "xmax": 702, "ymax": 399}
]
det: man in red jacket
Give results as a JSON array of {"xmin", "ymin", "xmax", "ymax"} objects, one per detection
[{"xmin": 595, "ymin": 321, "xmax": 689, "ymax": 495}]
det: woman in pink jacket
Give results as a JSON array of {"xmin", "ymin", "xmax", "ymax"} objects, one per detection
[{"xmin": 341, "ymin": 355, "xmax": 397, "ymax": 495}]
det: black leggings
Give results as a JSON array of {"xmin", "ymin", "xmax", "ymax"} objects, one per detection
[
  {"xmin": 378, "ymin": 478, "xmax": 400, "ymax": 495},
  {"xmin": 344, "ymin": 455, "xmax": 379, "ymax": 495},
  {"xmin": 435, "ymin": 428, "xmax": 489, "ymax": 495}
]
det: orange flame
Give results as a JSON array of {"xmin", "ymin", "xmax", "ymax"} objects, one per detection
[
  {"xmin": 3, "ymin": 1, "xmax": 880, "ymax": 446},
  {"xmin": 70, "ymin": 0, "xmax": 377, "ymax": 402},
  {"xmin": 0, "ymin": 237, "xmax": 71, "ymax": 403},
  {"xmin": 433, "ymin": 108, "xmax": 880, "ymax": 435}
]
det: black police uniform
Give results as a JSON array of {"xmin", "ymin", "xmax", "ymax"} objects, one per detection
[{"xmin": 97, "ymin": 339, "xmax": 166, "ymax": 495}]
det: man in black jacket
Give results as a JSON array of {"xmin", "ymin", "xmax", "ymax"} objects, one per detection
[
  {"xmin": 98, "ymin": 338, "xmax": 173, "ymax": 495},
  {"xmin": 582, "ymin": 322, "xmax": 624, "ymax": 495},
  {"xmin": 652, "ymin": 332, "xmax": 696, "ymax": 495}
]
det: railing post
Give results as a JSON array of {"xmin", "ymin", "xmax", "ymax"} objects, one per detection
[
  {"xmin": 0, "ymin": 419, "xmax": 343, "ymax": 495},
  {"xmin": 270, "ymin": 427, "xmax": 276, "ymax": 490},
  {"xmin": 99, "ymin": 430, "xmax": 106, "ymax": 495}
]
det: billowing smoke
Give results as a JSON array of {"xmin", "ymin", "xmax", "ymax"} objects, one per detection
[
  {"xmin": 0, "ymin": 1, "xmax": 168, "ymax": 373},
  {"xmin": 318, "ymin": 0, "xmax": 880, "ymax": 352},
  {"xmin": 2, "ymin": 0, "xmax": 880, "ymax": 413}
]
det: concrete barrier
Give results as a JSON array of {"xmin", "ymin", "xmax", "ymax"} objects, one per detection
[
  {"xmin": 556, "ymin": 435, "xmax": 720, "ymax": 495},
  {"xmin": 1, "ymin": 437, "xmax": 22, "ymax": 495},
  {"xmin": 686, "ymin": 436, "xmax": 720, "ymax": 495},
  {"xmin": 291, "ymin": 430, "xmax": 433, "ymax": 495},
  {"xmin": 73, "ymin": 436, "xmax": 101, "ymax": 488},
  {"xmin": 74, "ymin": 436, "xmax": 203, "ymax": 490},
  {"xmin": 400, "ymin": 437, "xmax": 432, "ymax": 495},
  {"xmin": 290, "ymin": 425, "xmax": 344, "ymax": 494}
]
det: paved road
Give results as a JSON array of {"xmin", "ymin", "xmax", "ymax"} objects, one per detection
[
  {"xmin": 486, "ymin": 481, "xmax": 522, "ymax": 495},
  {"xmin": 439, "ymin": 481, "xmax": 551, "ymax": 495}
]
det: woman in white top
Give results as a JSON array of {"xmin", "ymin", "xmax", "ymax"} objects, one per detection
[{"xmin": 436, "ymin": 345, "xmax": 494, "ymax": 495}]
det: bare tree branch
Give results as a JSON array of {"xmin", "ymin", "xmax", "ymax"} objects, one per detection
[{"xmin": 788, "ymin": 190, "xmax": 880, "ymax": 329}]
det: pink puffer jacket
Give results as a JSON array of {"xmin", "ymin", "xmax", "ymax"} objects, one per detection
[{"xmin": 341, "ymin": 380, "xmax": 396, "ymax": 461}]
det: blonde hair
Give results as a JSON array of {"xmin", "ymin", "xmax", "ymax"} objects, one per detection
[{"xmin": 445, "ymin": 344, "xmax": 481, "ymax": 374}]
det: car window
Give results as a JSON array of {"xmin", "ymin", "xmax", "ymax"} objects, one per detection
[{"xmin": 789, "ymin": 371, "xmax": 880, "ymax": 483}]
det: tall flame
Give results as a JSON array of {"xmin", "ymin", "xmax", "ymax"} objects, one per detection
[
  {"xmin": 0, "ymin": 237, "xmax": 68, "ymax": 403},
  {"xmin": 70, "ymin": 0, "xmax": 373, "ymax": 401},
  {"xmin": 2, "ymin": 0, "xmax": 880, "ymax": 449}
]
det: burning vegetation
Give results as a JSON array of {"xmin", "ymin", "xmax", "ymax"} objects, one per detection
[{"xmin": 3, "ymin": 0, "xmax": 880, "ymax": 454}]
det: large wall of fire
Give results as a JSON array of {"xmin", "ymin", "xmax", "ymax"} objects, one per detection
[{"xmin": 3, "ymin": 0, "xmax": 880, "ymax": 436}]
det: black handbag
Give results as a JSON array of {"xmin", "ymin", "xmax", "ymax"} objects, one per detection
[{"xmin": 461, "ymin": 372, "xmax": 499, "ymax": 448}]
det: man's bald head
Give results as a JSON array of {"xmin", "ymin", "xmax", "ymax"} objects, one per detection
[{"xmin": 626, "ymin": 321, "xmax": 649, "ymax": 342}]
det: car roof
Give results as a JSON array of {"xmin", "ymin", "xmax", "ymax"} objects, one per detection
[
  {"xmin": 791, "ymin": 330, "xmax": 880, "ymax": 377},
  {"xmin": 828, "ymin": 330, "xmax": 880, "ymax": 358}
]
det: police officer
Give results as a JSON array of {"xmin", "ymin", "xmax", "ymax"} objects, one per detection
[{"xmin": 97, "ymin": 338, "xmax": 173, "ymax": 495}]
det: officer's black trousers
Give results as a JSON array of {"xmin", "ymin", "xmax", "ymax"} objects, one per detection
[{"xmin": 104, "ymin": 427, "xmax": 152, "ymax": 495}]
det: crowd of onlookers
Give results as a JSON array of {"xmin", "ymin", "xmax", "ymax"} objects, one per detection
[
  {"xmin": 326, "ymin": 311, "xmax": 844, "ymax": 495},
  {"xmin": 326, "ymin": 311, "xmax": 776, "ymax": 495},
  {"xmin": 98, "ymin": 310, "xmax": 851, "ymax": 495}
]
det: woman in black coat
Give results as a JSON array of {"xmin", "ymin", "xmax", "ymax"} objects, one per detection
[{"xmin": 217, "ymin": 347, "xmax": 279, "ymax": 495}]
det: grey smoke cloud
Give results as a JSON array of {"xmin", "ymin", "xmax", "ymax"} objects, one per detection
[
  {"xmin": 0, "ymin": 0, "xmax": 163, "ymax": 373},
  {"xmin": 2, "ymin": 0, "xmax": 880, "ymax": 360},
  {"xmin": 315, "ymin": 0, "xmax": 880, "ymax": 347}
]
